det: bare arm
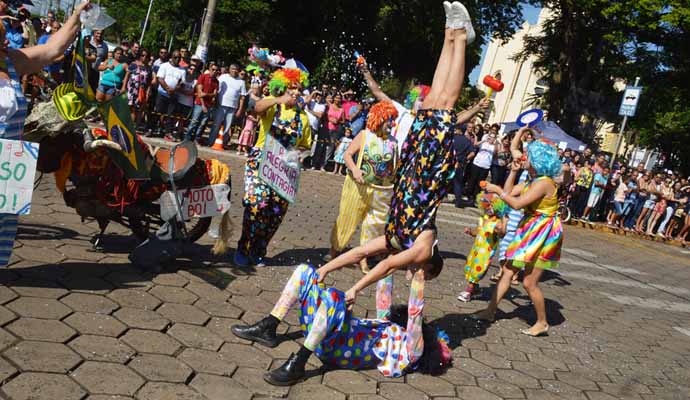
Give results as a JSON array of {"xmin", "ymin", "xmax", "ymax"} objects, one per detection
[
  {"xmin": 120, "ymin": 67, "xmax": 130, "ymax": 93},
  {"xmin": 360, "ymin": 64, "xmax": 391, "ymax": 102},
  {"xmin": 254, "ymin": 92, "xmax": 291, "ymax": 115},
  {"xmin": 510, "ymin": 127, "xmax": 530, "ymax": 160},
  {"xmin": 343, "ymin": 132, "xmax": 365, "ymax": 179},
  {"xmin": 487, "ymin": 178, "xmax": 553, "ymax": 211},
  {"xmin": 456, "ymin": 98, "xmax": 490, "ymax": 124},
  {"xmin": 316, "ymin": 236, "xmax": 390, "ymax": 282},
  {"xmin": 9, "ymin": 1, "xmax": 90, "ymax": 75}
]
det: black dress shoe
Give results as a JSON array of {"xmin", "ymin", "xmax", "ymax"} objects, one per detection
[
  {"xmin": 230, "ymin": 319, "xmax": 279, "ymax": 348},
  {"xmin": 263, "ymin": 352, "xmax": 306, "ymax": 386}
]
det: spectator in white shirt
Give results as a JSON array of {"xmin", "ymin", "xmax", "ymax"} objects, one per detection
[
  {"xmin": 154, "ymin": 50, "xmax": 185, "ymax": 136},
  {"xmin": 170, "ymin": 64, "xmax": 196, "ymax": 141},
  {"xmin": 206, "ymin": 64, "xmax": 247, "ymax": 147}
]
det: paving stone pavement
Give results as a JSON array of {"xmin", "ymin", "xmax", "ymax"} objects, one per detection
[{"xmin": 1, "ymin": 147, "xmax": 690, "ymax": 399}]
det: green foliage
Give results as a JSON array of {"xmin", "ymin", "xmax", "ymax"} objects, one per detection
[
  {"xmin": 97, "ymin": 0, "xmax": 525, "ymax": 90},
  {"xmin": 516, "ymin": 0, "xmax": 690, "ymax": 173}
]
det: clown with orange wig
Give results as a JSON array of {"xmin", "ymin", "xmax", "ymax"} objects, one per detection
[
  {"xmin": 325, "ymin": 101, "xmax": 400, "ymax": 272},
  {"xmin": 234, "ymin": 67, "xmax": 313, "ymax": 267}
]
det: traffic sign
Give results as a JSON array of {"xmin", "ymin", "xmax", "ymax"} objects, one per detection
[{"xmin": 618, "ymin": 86, "xmax": 642, "ymax": 117}]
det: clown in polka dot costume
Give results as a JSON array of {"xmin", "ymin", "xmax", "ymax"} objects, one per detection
[
  {"xmin": 232, "ymin": 263, "xmax": 451, "ymax": 385},
  {"xmin": 457, "ymin": 191, "xmax": 508, "ymax": 302}
]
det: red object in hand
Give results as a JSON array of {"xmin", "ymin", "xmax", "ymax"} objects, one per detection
[
  {"xmin": 479, "ymin": 181, "xmax": 488, "ymax": 188},
  {"xmin": 357, "ymin": 56, "xmax": 365, "ymax": 65},
  {"xmin": 482, "ymin": 75, "xmax": 504, "ymax": 92}
]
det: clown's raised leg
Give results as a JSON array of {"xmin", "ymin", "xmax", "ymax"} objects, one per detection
[{"xmin": 385, "ymin": 2, "xmax": 475, "ymax": 251}]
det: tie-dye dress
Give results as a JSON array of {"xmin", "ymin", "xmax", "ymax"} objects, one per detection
[{"xmin": 505, "ymin": 177, "xmax": 563, "ymax": 269}]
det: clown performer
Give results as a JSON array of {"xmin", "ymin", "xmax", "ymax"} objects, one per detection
[
  {"xmin": 359, "ymin": 35, "xmax": 486, "ymax": 150},
  {"xmin": 490, "ymin": 127, "xmax": 532, "ymax": 285},
  {"xmin": 234, "ymin": 67, "xmax": 312, "ymax": 267},
  {"xmin": 230, "ymin": 260, "xmax": 450, "ymax": 385},
  {"xmin": 1, "ymin": 1, "xmax": 92, "ymax": 267},
  {"xmin": 472, "ymin": 134, "xmax": 564, "ymax": 337},
  {"xmin": 457, "ymin": 192, "xmax": 508, "ymax": 302},
  {"xmin": 326, "ymin": 101, "xmax": 400, "ymax": 273}
]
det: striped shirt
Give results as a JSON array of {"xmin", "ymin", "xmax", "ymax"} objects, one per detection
[
  {"xmin": 498, "ymin": 171, "xmax": 529, "ymax": 261},
  {"xmin": 0, "ymin": 55, "xmax": 28, "ymax": 266}
]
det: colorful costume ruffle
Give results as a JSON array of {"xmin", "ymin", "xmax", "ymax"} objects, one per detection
[
  {"xmin": 385, "ymin": 109, "xmax": 456, "ymax": 250},
  {"xmin": 464, "ymin": 216, "xmax": 501, "ymax": 284},
  {"xmin": 505, "ymin": 177, "xmax": 562, "ymax": 269}
]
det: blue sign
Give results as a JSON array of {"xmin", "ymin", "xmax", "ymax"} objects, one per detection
[{"xmin": 619, "ymin": 86, "xmax": 642, "ymax": 117}]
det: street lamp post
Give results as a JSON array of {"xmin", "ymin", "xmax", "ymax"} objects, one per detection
[{"xmin": 139, "ymin": 0, "xmax": 154, "ymax": 45}]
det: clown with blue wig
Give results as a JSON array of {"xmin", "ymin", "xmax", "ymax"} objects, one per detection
[{"xmin": 473, "ymin": 127, "xmax": 563, "ymax": 337}]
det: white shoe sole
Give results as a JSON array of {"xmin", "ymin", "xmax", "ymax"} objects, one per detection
[{"xmin": 451, "ymin": 2, "xmax": 476, "ymax": 44}]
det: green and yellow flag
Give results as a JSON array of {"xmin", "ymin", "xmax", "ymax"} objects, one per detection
[
  {"xmin": 71, "ymin": 35, "xmax": 97, "ymax": 105},
  {"xmin": 102, "ymin": 94, "xmax": 149, "ymax": 180}
]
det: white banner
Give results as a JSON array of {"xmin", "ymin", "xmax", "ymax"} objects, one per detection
[
  {"xmin": 0, "ymin": 140, "xmax": 39, "ymax": 215},
  {"xmin": 258, "ymin": 134, "xmax": 301, "ymax": 204},
  {"xmin": 159, "ymin": 184, "xmax": 230, "ymax": 221}
]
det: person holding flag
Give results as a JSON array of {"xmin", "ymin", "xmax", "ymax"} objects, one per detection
[
  {"xmin": 234, "ymin": 66, "xmax": 312, "ymax": 267},
  {"xmin": 0, "ymin": 1, "xmax": 93, "ymax": 267}
]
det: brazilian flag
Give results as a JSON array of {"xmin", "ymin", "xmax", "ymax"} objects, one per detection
[
  {"xmin": 102, "ymin": 94, "xmax": 150, "ymax": 180},
  {"xmin": 70, "ymin": 35, "xmax": 97, "ymax": 105}
]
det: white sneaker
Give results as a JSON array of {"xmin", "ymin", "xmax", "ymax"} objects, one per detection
[
  {"xmin": 443, "ymin": 1, "xmax": 453, "ymax": 27},
  {"xmin": 451, "ymin": 2, "xmax": 476, "ymax": 44}
]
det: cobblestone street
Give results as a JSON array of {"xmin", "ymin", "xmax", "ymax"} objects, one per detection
[{"xmin": 1, "ymin": 145, "xmax": 689, "ymax": 400}]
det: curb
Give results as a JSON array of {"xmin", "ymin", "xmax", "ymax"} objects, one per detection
[{"xmin": 566, "ymin": 219, "xmax": 688, "ymax": 248}]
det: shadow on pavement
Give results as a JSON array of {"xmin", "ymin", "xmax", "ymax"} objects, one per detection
[
  {"xmin": 16, "ymin": 223, "xmax": 80, "ymax": 241},
  {"xmin": 433, "ymin": 293, "xmax": 566, "ymax": 348}
]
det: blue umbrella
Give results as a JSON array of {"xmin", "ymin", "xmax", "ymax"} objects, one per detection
[{"xmin": 500, "ymin": 120, "xmax": 586, "ymax": 151}]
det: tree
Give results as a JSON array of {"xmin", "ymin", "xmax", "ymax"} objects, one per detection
[
  {"xmin": 515, "ymin": 0, "xmax": 690, "ymax": 173},
  {"xmin": 98, "ymin": 0, "xmax": 526, "ymax": 88}
]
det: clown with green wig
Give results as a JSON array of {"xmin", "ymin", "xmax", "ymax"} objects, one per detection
[
  {"xmin": 457, "ymin": 192, "xmax": 509, "ymax": 302},
  {"xmin": 234, "ymin": 66, "xmax": 312, "ymax": 267}
]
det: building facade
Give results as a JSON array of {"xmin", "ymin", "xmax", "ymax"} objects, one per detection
[{"xmin": 477, "ymin": 8, "xmax": 551, "ymax": 124}]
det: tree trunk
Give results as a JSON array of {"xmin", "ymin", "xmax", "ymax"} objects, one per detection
[{"xmin": 194, "ymin": 0, "xmax": 217, "ymax": 63}]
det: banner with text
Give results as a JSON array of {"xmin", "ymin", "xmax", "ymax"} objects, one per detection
[
  {"xmin": 0, "ymin": 140, "xmax": 39, "ymax": 215},
  {"xmin": 258, "ymin": 135, "xmax": 301, "ymax": 204},
  {"xmin": 159, "ymin": 184, "xmax": 231, "ymax": 221}
]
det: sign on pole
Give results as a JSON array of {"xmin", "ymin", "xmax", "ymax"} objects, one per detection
[
  {"xmin": 618, "ymin": 86, "xmax": 642, "ymax": 117},
  {"xmin": 159, "ymin": 184, "xmax": 231, "ymax": 222},
  {"xmin": 258, "ymin": 135, "xmax": 301, "ymax": 204},
  {"xmin": 0, "ymin": 140, "xmax": 39, "ymax": 215}
]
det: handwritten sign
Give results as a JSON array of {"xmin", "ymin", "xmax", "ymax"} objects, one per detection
[
  {"xmin": 258, "ymin": 134, "xmax": 301, "ymax": 203},
  {"xmin": 159, "ymin": 184, "xmax": 231, "ymax": 221},
  {"xmin": 0, "ymin": 140, "xmax": 39, "ymax": 215}
]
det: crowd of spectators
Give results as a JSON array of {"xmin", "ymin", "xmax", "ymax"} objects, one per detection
[
  {"xmin": 451, "ymin": 122, "xmax": 690, "ymax": 245},
  {"xmin": 5, "ymin": 4, "xmax": 689, "ymax": 246}
]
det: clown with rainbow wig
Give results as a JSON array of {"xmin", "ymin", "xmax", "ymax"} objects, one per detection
[
  {"xmin": 457, "ymin": 192, "xmax": 509, "ymax": 302},
  {"xmin": 234, "ymin": 66, "xmax": 312, "ymax": 267},
  {"xmin": 473, "ymin": 128, "xmax": 564, "ymax": 337}
]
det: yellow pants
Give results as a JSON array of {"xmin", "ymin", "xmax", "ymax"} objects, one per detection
[{"xmin": 330, "ymin": 176, "xmax": 393, "ymax": 251}]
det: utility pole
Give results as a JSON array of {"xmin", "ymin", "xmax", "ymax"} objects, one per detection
[
  {"xmin": 612, "ymin": 77, "xmax": 641, "ymax": 168},
  {"xmin": 139, "ymin": 0, "xmax": 154, "ymax": 44},
  {"xmin": 194, "ymin": 0, "xmax": 216, "ymax": 63}
]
